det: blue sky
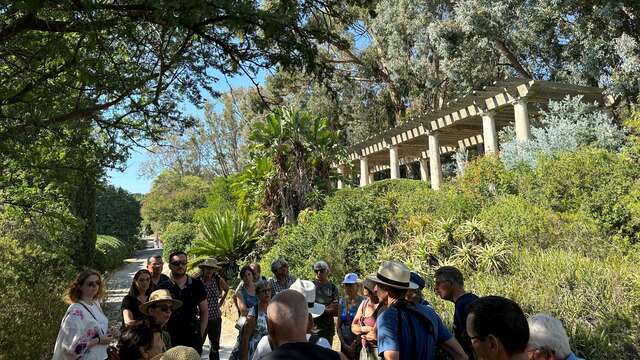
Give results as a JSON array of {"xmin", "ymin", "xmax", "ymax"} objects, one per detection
[{"xmin": 105, "ymin": 70, "xmax": 268, "ymax": 194}]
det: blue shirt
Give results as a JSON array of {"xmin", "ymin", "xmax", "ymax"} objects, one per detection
[
  {"xmin": 377, "ymin": 302, "xmax": 452, "ymax": 360},
  {"xmin": 566, "ymin": 353, "xmax": 585, "ymax": 360}
]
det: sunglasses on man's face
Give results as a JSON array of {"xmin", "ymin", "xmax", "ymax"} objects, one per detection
[
  {"xmin": 170, "ymin": 261, "xmax": 187, "ymax": 267},
  {"xmin": 153, "ymin": 304, "xmax": 173, "ymax": 313}
]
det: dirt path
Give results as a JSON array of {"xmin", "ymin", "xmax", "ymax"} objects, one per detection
[{"xmin": 104, "ymin": 241, "xmax": 238, "ymax": 359}]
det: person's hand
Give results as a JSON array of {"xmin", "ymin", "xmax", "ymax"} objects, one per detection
[
  {"xmin": 360, "ymin": 325, "xmax": 372, "ymax": 334},
  {"xmin": 363, "ymin": 331, "xmax": 376, "ymax": 342}
]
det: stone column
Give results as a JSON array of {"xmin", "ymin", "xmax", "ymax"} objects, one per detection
[
  {"xmin": 337, "ymin": 165, "xmax": 345, "ymax": 189},
  {"xmin": 481, "ymin": 111, "xmax": 498, "ymax": 155},
  {"xmin": 419, "ymin": 158, "xmax": 429, "ymax": 182},
  {"xmin": 389, "ymin": 145, "xmax": 400, "ymax": 179},
  {"xmin": 359, "ymin": 157, "xmax": 369, "ymax": 187},
  {"xmin": 428, "ymin": 133, "xmax": 443, "ymax": 190},
  {"xmin": 513, "ymin": 99, "xmax": 530, "ymax": 142}
]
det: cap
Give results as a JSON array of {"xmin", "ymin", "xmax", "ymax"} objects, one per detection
[
  {"xmin": 410, "ymin": 272, "xmax": 425, "ymax": 290},
  {"xmin": 342, "ymin": 273, "xmax": 360, "ymax": 284}
]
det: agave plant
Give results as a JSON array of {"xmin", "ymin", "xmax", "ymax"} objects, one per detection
[
  {"xmin": 188, "ymin": 211, "xmax": 260, "ymax": 277},
  {"xmin": 450, "ymin": 241, "xmax": 477, "ymax": 271},
  {"xmin": 458, "ymin": 217, "xmax": 485, "ymax": 244},
  {"xmin": 476, "ymin": 242, "xmax": 512, "ymax": 273}
]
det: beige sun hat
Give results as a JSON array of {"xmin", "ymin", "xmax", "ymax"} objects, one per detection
[
  {"xmin": 289, "ymin": 279, "xmax": 326, "ymax": 318},
  {"xmin": 139, "ymin": 289, "xmax": 183, "ymax": 315},
  {"xmin": 367, "ymin": 261, "xmax": 418, "ymax": 290},
  {"xmin": 158, "ymin": 345, "xmax": 200, "ymax": 360},
  {"xmin": 198, "ymin": 257, "xmax": 222, "ymax": 270}
]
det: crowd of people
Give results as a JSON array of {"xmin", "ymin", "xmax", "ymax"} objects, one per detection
[{"xmin": 52, "ymin": 253, "xmax": 586, "ymax": 360}]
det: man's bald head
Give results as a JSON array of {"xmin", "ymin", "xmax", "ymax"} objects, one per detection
[{"xmin": 267, "ymin": 289, "xmax": 309, "ymax": 344}]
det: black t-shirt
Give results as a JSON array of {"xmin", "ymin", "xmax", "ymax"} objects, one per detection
[
  {"xmin": 120, "ymin": 294, "xmax": 145, "ymax": 326},
  {"xmin": 264, "ymin": 342, "xmax": 341, "ymax": 360},
  {"xmin": 152, "ymin": 274, "xmax": 171, "ymax": 290},
  {"xmin": 158, "ymin": 276, "xmax": 207, "ymax": 343},
  {"xmin": 454, "ymin": 292, "xmax": 479, "ymax": 360}
]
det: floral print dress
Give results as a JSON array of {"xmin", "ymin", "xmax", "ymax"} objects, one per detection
[{"xmin": 52, "ymin": 301, "xmax": 109, "ymax": 360}]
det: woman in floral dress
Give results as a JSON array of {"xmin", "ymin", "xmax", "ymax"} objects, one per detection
[{"xmin": 53, "ymin": 269, "xmax": 112, "ymax": 360}]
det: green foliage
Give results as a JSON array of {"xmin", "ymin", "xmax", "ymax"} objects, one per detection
[
  {"xmin": 261, "ymin": 187, "xmax": 392, "ymax": 282},
  {"xmin": 95, "ymin": 184, "xmax": 142, "ymax": 252},
  {"xmin": 249, "ymin": 107, "xmax": 344, "ymax": 228},
  {"xmin": 0, "ymin": 236, "xmax": 73, "ymax": 359},
  {"xmin": 141, "ymin": 171, "xmax": 209, "ymax": 234},
  {"xmin": 94, "ymin": 235, "xmax": 130, "ymax": 272},
  {"xmin": 189, "ymin": 212, "xmax": 260, "ymax": 278},
  {"xmin": 500, "ymin": 96, "xmax": 625, "ymax": 169},
  {"xmin": 161, "ymin": 222, "xmax": 197, "ymax": 261}
]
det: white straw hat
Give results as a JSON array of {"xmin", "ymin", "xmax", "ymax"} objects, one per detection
[
  {"xmin": 289, "ymin": 279, "xmax": 326, "ymax": 318},
  {"xmin": 139, "ymin": 289, "xmax": 183, "ymax": 315},
  {"xmin": 367, "ymin": 261, "xmax": 418, "ymax": 290}
]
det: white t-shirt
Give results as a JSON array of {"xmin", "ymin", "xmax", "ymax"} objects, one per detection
[{"xmin": 251, "ymin": 334, "xmax": 331, "ymax": 360}]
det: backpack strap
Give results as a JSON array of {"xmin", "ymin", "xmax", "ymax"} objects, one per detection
[
  {"xmin": 391, "ymin": 299, "xmax": 436, "ymax": 358},
  {"xmin": 308, "ymin": 333, "xmax": 320, "ymax": 345}
]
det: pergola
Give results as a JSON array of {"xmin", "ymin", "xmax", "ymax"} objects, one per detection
[{"xmin": 336, "ymin": 78, "xmax": 606, "ymax": 190}]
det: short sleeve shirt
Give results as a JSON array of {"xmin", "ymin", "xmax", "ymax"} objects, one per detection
[
  {"xmin": 202, "ymin": 275, "xmax": 222, "ymax": 320},
  {"xmin": 158, "ymin": 276, "xmax": 207, "ymax": 332},
  {"xmin": 269, "ymin": 276, "xmax": 296, "ymax": 294},
  {"xmin": 121, "ymin": 294, "xmax": 145, "ymax": 326},
  {"xmin": 454, "ymin": 293, "xmax": 479, "ymax": 360},
  {"xmin": 377, "ymin": 302, "xmax": 452, "ymax": 360},
  {"xmin": 313, "ymin": 281, "xmax": 339, "ymax": 337}
]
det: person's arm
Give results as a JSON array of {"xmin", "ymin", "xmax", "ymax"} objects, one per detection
[
  {"xmin": 122, "ymin": 309, "xmax": 136, "ymax": 326},
  {"xmin": 439, "ymin": 338, "xmax": 468, "ymax": 360},
  {"xmin": 218, "ymin": 276, "xmax": 229, "ymax": 308},
  {"xmin": 198, "ymin": 299, "xmax": 208, "ymax": 339},
  {"xmin": 350, "ymin": 301, "xmax": 365, "ymax": 335},
  {"xmin": 241, "ymin": 316, "xmax": 257, "ymax": 360},
  {"xmin": 324, "ymin": 284, "xmax": 340, "ymax": 316},
  {"xmin": 383, "ymin": 351, "xmax": 399, "ymax": 360},
  {"xmin": 236, "ymin": 290, "xmax": 248, "ymax": 316}
]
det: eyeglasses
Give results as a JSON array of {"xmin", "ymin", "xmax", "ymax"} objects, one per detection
[
  {"xmin": 85, "ymin": 281, "xmax": 100, "ymax": 287},
  {"xmin": 314, "ymin": 269, "xmax": 326, "ymax": 273},
  {"xmin": 259, "ymin": 288, "xmax": 273, "ymax": 294},
  {"xmin": 153, "ymin": 304, "xmax": 173, "ymax": 313},
  {"xmin": 170, "ymin": 261, "xmax": 187, "ymax": 267}
]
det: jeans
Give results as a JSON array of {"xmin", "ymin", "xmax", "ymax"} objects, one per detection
[{"xmin": 205, "ymin": 317, "xmax": 223, "ymax": 360}]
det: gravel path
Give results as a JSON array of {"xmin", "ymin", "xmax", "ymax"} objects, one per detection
[{"xmin": 104, "ymin": 241, "xmax": 238, "ymax": 359}]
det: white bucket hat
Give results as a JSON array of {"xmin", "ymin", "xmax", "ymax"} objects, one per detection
[
  {"xmin": 367, "ymin": 261, "xmax": 418, "ymax": 290},
  {"xmin": 289, "ymin": 279, "xmax": 326, "ymax": 318}
]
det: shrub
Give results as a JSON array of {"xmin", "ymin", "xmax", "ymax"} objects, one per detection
[
  {"xmin": 261, "ymin": 187, "xmax": 391, "ymax": 282},
  {"xmin": 500, "ymin": 96, "xmax": 625, "ymax": 169},
  {"xmin": 458, "ymin": 249, "xmax": 638, "ymax": 360},
  {"xmin": 162, "ymin": 221, "xmax": 197, "ymax": 261},
  {"xmin": 94, "ymin": 235, "xmax": 130, "ymax": 272},
  {"xmin": 95, "ymin": 184, "xmax": 142, "ymax": 252},
  {"xmin": 0, "ymin": 236, "xmax": 73, "ymax": 359}
]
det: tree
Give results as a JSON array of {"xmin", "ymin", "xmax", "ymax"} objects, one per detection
[
  {"xmin": 249, "ymin": 107, "xmax": 343, "ymax": 228},
  {"xmin": 95, "ymin": 184, "xmax": 142, "ymax": 250},
  {"xmin": 141, "ymin": 171, "xmax": 209, "ymax": 235}
]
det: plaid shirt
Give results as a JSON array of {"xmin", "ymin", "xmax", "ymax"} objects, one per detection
[
  {"xmin": 202, "ymin": 275, "xmax": 222, "ymax": 320},
  {"xmin": 269, "ymin": 276, "xmax": 296, "ymax": 294}
]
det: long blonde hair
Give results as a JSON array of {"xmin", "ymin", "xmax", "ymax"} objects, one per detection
[{"xmin": 63, "ymin": 269, "xmax": 106, "ymax": 304}]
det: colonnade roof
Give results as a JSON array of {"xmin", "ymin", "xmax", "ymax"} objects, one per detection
[{"xmin": 347, "ymin": 78, "xmax": 604, "ymax": 166}]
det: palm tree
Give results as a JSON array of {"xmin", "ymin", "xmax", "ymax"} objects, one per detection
[
  {"xmin": 249, "ymin": 107, "xmax": 343, "ymax": 228},
  {"xmin": 188, "ymin": 211, "xmax": 260, "ymax": 277}
]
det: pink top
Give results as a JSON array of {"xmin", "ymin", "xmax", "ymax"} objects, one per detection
[{"xmin": 359, "ymin": 299, "xmax": 378, "ymax": 348}]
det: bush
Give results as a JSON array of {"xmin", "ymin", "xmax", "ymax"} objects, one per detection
[
  {"xmin": 459, "ymin": 249, "xmax": 639, "ymax": 360},
  {"xmin": 0, "ymin": 236, "xmax": 73, "ymax": 359},
  {"xmin": 162, "ymin": 221, "xmax": 197, "ymax": 261},
  {"xmin": 95, "ymin": 184, "xmax": 142, "ymax": 252},
  {"xmin": 261, "ymin": 187, "xmax": 391, "ymax": 282},
  {"xmin": 94, "ymin": 235, "xmax": 130, "ymax": 272}
]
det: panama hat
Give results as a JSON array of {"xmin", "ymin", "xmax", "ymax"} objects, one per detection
[
  {"xmin": 157, "ymin": 345, "xmax": 200, "ymax": 360},
  {"xmin": 140, "ymin": 289, "xmax": 183, "ymax": 315},
  {"xmin": 198, "ymin": 257, "xmax": 222, "ymax": 270},
  {"xmin": 367, "ymin": 261, "xmax": 418, "ymax": 290},
  {"xmin": 289, "ymin": 279, "xmax": 326, "ymax": 318}
]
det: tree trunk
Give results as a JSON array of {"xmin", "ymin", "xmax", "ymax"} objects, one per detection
[{"xmin": 70, "ymin": 169, "xmax": 97, "ymax": 268}]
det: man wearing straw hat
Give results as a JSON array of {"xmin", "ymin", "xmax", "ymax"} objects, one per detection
[
  {"xmin": 369, "ymin": 261, "xmax": 468, "ymax": 360},
  {"xmin": 198, "ymin": 257, "xmax": 229, "ymax": 360}
]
